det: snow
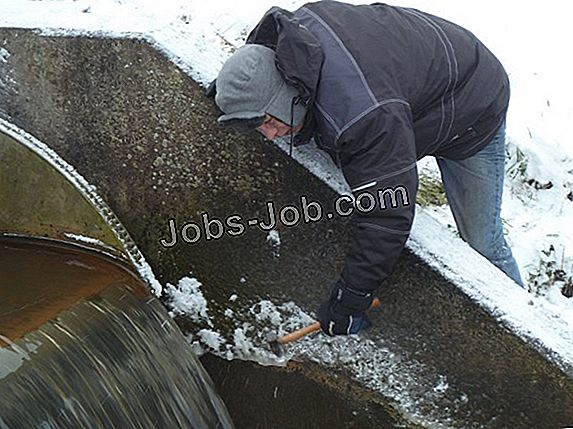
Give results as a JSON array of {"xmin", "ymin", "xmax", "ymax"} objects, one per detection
[
  {"xmin": 165, "ymin": 277, "xmax": 212, "ymax": 326},
  {"xmin": 432, "ymin": 376, "xmax": 449, "ymax": 394},
  {"xmin": 408, "ymin": 214, "xmax": 573, "ymax": 376},
  {"xmin": 64, "ymin": 232, "xmax": 107, "ymax": 248},
  {"xmin": 166, "ymin": 285, "xmax": 468, "ymax": 427},
  {"xmin": 0, "ymin": 47, "xmax": 9, "ymax": 63},
  {"xmin": 231, "ymin": 328, "xmax": 255, "ymax": 359},
  {"xmin": 265, "ymin": 229, "xmax": 281, "ymax": 257},
  {"xmin": 197, "ymin": 329, "xmax": 225, "ymax": 352},
  {"xmin": 266, "ymin": 229, "xmax": 280, "ymax": 245},
  {"xmin": 251, "ymin": 300, "xmax": 283, "ymax": 325}
]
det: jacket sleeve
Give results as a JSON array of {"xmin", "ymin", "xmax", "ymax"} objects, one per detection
[{"xmin": 337, "ymin": 102, "xmax": 418, "ymax": 293}]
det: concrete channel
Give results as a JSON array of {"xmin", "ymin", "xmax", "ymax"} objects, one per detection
[{"xmin": 1, "ymin": 29, "xmax": 573, "ymax": 428}]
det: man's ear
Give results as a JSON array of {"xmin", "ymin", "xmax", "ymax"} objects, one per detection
[{"xmin": 205, "ymin": 79, "xmax": 217, "ymax": 98}]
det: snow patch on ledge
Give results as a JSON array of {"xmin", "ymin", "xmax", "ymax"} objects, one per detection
[
  {"xmin": 164, "ymin": 274, "xmax": 469, "ymax": 428},
  {"xmin": 408, "ymin": 212, "xmax": 573, "ymax": 373},
  {"xmin": 0, "ymin": 47, "xmax": 9, "ymax": 63},
  {"xmin": 166, "ymin": 277, "xmax": 212, "ymax": 327}
]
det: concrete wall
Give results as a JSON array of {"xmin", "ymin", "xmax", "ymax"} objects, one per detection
[{"xmin": 0, "ymin": 126, "xmax": 125, "ymax": 255}]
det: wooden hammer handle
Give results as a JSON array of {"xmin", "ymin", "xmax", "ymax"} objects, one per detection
[
  {"xmin": 278, "ymin": 297, "xmax": 381, "ymax": 345},
  {"xmin": 278, "ymin": 322, "xmax": 321, "ymax": 345}
]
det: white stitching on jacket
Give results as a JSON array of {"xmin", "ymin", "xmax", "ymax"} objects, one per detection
[
  {"xmin": 336, "ymin": 98, "xmax": 411, "ymax": 141},
  {"xmin": 402, "ymin": 8, "xmax": 458, "ymax": 148},
  {"xmin": 300, "ymin": 7, "xmax": 415, "ymax": 149},
  {"xmin": 410, "ymin": 10, "xmax": 459, "ymax": 143},
  {"xmin": 352, "ymin": 162, "xmax": 417, "ymax": 191}
]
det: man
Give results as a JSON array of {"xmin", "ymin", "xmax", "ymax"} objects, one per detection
[{"xmin": 210, "ymin": 1, "xmax": 524, "ymax": 336}]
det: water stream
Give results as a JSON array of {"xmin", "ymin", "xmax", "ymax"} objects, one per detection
[{"xmin": 0, "ymin": 236, "xmax": 234, "ymax": 428}]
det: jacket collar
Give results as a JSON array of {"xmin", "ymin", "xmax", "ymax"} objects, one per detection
[{"xmin": 247, "ymin": 6, "xmax": 323, "ymax": 146}]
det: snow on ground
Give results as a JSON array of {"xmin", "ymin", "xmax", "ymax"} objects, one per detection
[{"xmin": 2, "ymin": 0, "xmax": 573, "ymax": 417}]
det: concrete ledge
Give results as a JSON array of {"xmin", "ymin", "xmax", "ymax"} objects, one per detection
[
  {"xmin": 0, "ymin": 118, "xmax": 162, "ymax": 294},
  {"xmin": 0, "ymin": 122, "xmax": 125, "ymax": 255}
]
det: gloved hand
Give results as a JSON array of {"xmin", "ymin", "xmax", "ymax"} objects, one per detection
[{"xmin": 318, "ymin": 280, "xmax": 374, "ymax": 336}]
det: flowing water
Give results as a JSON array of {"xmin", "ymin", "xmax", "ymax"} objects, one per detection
[{"xmin": 0, "ymin": 236, "xmax": 234, "ymax": 428}]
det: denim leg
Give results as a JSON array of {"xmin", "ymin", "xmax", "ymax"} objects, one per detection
[{"xmin": 436, "ymin": 123, "xmax": 524, "ymax": 287}]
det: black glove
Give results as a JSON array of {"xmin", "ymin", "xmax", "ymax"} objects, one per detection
[{"xmin": 318, "ymin": 280, "xmax": 374, "ymax": 336}]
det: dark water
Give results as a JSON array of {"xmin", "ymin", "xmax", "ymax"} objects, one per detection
[{"xmin": 0, "ymin": 236, "xmax": 234, "ymax": 428}]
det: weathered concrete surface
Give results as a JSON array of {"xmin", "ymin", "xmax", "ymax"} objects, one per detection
[
  {"xmin": 1, "ymin": 28, "xmax": 573, "ymax": 428},
  {"xmin": 201, "ymin": 355, "xmax": 410, "ymax": 429},
  {"xmin": 0, "ymin": 128, "xmax": 125, "ymax": 255}
]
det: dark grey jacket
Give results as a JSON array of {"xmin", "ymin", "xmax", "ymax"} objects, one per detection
[{"xmin": 247, "ymin": 1, "xmax": 510, "ymax": 293}]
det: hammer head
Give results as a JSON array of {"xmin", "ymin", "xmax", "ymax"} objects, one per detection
[{"xmin": 266, "ymin": 332, "xmax": 286, "ymax": 357}]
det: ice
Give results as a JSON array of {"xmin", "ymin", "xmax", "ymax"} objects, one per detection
[
  {"xmin": 197, "ymin": 329, "xmax": 225, "ymax": 352},
  {"xmin": 165, "ymin": 277, "xmax": 213, "ymax": 327},
  {"xmin": 64, "ymin": 232, "xmax": 106, "ymax": 247},
  {"xmin": 266, "ymin": 229, "xmax": 281, "ymax": 257},
  {"xmin": 0, "ymin": 47, "xmax": 9, "ymax": 63}
]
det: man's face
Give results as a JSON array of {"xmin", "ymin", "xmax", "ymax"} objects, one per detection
[{"xmin": 256, "ymin": 114, "xmax": 302, "ymax": 140}]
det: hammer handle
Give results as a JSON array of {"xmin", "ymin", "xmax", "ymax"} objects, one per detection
[{"xmin": 278, "ymin": 297, "xmax": 381, "ymax": 345}]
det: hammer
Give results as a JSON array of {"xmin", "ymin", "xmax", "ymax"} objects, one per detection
[{"xmin": 267, "ymin": 297, "xmax": 381, "ymax": 357}]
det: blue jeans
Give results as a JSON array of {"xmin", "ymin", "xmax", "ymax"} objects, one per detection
[{"xmin": 436, "ymin": 122, "xmax": 524, "ymax": 287}]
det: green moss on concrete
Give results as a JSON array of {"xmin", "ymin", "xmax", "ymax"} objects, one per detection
[{"xmin": 0, "ymin": 130, "xmax": 125, "ymax": 255}]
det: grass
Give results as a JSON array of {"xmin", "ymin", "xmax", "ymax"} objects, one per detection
[
  {"xmin": 417, "ymin": 174, "xmax": 447, "ymax": 206},
  {"xmin": 527, "ymin": 244, "xmax": 573, "ymax": 297},
  {"xmin": 506, "ymin": 144, "xmax": 529, "ymax": 181}
]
